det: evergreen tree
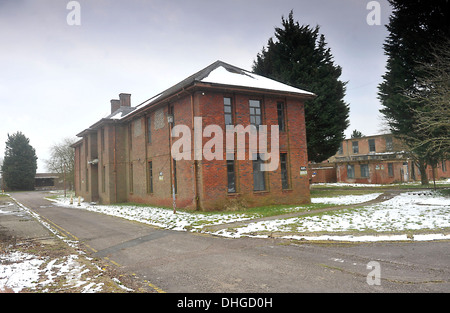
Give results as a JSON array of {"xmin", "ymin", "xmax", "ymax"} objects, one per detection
[
  {"xmin": 253, "ymin": 11, "xmax": 349, "ymax": 162},
  {"xmin": 351, "ymin": 130, "xmax": 364, "ymax": 139},
  {"xmin": 378, "ymin": 0, "xmax": 450, "ymax": 184},
  {"xmin": 1, "ymin": 132, "xmax": 38, "ymax": 190}
]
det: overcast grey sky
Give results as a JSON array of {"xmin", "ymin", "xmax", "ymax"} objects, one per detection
[{"xmin": 0, "ymin": 0, "xmax": 392, "ymax": 171}]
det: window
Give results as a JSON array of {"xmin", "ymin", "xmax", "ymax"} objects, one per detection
[
  {"xmin": 442, "ymin": 160, "xmax": 447, "ymax": 172},
  {"xmin": 147, "ymin": 161, "xmax": 153, "ymax": 193},
  {"xmin": 347, "ymin": 164, "xmax": 355, "ymax": 179},
  {"xmin": 147, "ymin": 115, "xmax": 152, "ymax": 144},
  {"xmin": 277, "ymin": 102, "xmax": 285, "ymax": 131},
  {"xmin": 249, "ymin": 100, "xmax": 262, "ymax": 127},
  {"xmin": 388, "ymin": 163, "xmax": 394, "ymax": 177},
  {"xmin": 368, "ymin": 139, "xmax": 375, "ymax": 152},
  {"xmin": 385, "ymin": 137, "xmax": 393, "ymax": 151},
  {"xmin": 224, "ymin": 97, "xmax": 233, "ymax": 126},
  {"xmin": 253, "ymin": 153, "xmax": 266, "ymax": 191},
  {"xmin": 280, "ymin": 153, "xmax": 289, "ymax": 189},
  {"xmin": 226, "ymin": 155, "xmax": 236, "ymax": 193},
  {"xmin": 337, "ymin": 143, "xmax": 343, "ymax": 155},
  {"xmin": 360, "ymin": 164, "xmax": 369, "ymax": 178},
  {"xmin": 352, "ymin": 141, "xmax": 359, "ymax": 154}
]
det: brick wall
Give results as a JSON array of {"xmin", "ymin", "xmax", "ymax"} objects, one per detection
[
  {"xmin": 126, "ymin": 95, "xmax": 197, "ymax": 209},
  {"xmin": 337, "ymin": 160, "xmax": 416, "ymax": 184},
  {"xmin": 74, "ymin": 88, "xmax": 311, "ymax": 210},
  {"xmin": 309, "ymin": 164, "xmax": 337, "ymax": 183},
  {"xmin": 197, "ymin": 90, "xmax": 310, "ymax": 210}
]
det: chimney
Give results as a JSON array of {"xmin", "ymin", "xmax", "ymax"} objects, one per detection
[
  {"xmin": 119, "ymin": 93, "xmax": 131, "ymax": 107},
  {"xmin": 110, "ymin": 99, "xmax": 120, "ymax": 113}
]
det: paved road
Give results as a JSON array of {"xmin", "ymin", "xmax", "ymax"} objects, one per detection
[{"xmin": 9, "ymin": 191, "xmax": 450, "ymax": 293}]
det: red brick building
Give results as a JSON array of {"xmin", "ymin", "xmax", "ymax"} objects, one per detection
[
  {"xmin": 327, "ymin": 134, "xmax": 450, "ymax": 184},
  {"xmin": 72, "ymin": 61, "xmax": 315, "ymax": 210}
]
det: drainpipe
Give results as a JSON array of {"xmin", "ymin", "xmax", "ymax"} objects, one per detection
[
  {"xmin": 114, "ymin": 124, "xmax": 117, "ymax": 203},
  {"xmin": 168, "ymin": 106, "xmax": 176, "ymax": 214},
  {"xmin": 191, "ymin": 92, "xmax": 199, "ymax": 209}
]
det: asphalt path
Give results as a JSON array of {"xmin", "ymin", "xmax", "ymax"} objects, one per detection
[{"xmin": 9, "ymin": 191, "xmax": 450, "ymax": 293}]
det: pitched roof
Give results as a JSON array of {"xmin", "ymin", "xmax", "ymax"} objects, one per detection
[
  {"xmin": 76, "ymin": 60, "xmax": 315, "ymax": 136},
  {"xmin": 76, "ymin": 106, "xmax": 136, "ymax": 137},
  {"xmin": 200, "ymin": 61, "xmax": 315, "ymax": 95},
  {"xmin": 128, "ymin": 60, "xmax": 315, "ymax": 117}
]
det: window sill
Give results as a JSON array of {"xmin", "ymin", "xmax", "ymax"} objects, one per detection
[{"xmin": 253, "ymin": 190, "xmax": 269, "ymax": 194}]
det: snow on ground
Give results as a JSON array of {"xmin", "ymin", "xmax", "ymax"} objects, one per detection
[
  {"xmin": 50, "ymin": 190, "xmax": 450, "ymax": 242},
  {"xmin": 313, "ymin": 179, "xmax": 450, "ymax": 188},
  {"xmin": 313, "ymin": 183, "xmax": 385, "ymax": 187},
  {"xmin": 0, "ymin": 197, "xmax": 124, "ymax": 293},
  {"xmin": 214, "ymin": 192, "xmax": 450, "ymax": 241},
  {"xmin": 0, "ymin": 251, "xmax": 103, "ymax": 293},
  {"xmin": 311, "ymin": 193, "xmax": 382, "ymax": 205},
  {"xmin": 51, "ymin": 197, "xmax": 259, "ymax": 231},
  {"xmin": 2, "ymin": 189, "xmax": 448, "ymax": 293}
]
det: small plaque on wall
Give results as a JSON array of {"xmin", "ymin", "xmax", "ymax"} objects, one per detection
[{"xmin": 300, "ymin": 166, "xmax": 307, "ymax": 176}]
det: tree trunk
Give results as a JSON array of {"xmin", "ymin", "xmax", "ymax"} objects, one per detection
[
  {"xmin": 418, "ymin": 159, "xmax": 429, "ymax": 185},
  {"xmin": 432, "ymin": 165, "xmax": 436, "ymax": 191}
]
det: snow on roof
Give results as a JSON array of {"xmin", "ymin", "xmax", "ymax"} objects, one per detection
[
  {"xmin": 124, "ymin": 61, "xmax": 315, "ymax": 119},
  {"xmin": 201, "ymin": 65, "xmax": 315, "ymax": 96},
  {"xmin": 108, "ymin": 111, "xmax": 123, "ymax": 120},
  {"xmin": 103, "ymin": 106, "xmax": 136, "ymax": 120},
  {"xmin": 79, "ymin": 60, "xmax": 315, "ymax": 129}
]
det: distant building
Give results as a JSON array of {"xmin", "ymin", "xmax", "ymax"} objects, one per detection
[
  {"xmin": 72, "ymin": 61, "xmax": 315, "ymax": 210},
  {"xmin": 308, "ymin": 163, "xmax": 337, "ymax": 184},
  {"xmin": 1, "ymin": 173, "xmax": 63, "ymax": 191},
  {"xmin": 325, "ymin": 134, "xmax": 449, "ymax": 184},
  {"xmin": 34, "ymin": 173, "xmax": 63, "ymax": 190}
]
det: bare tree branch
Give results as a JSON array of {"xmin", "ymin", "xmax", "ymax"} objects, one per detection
[
  {"xmin": 45, "ymin": 138, "xmax": 77, "ymax": 190},
  {"xmin": 403, "ymin": 39, "xmax": 450, "ymax": 160}
]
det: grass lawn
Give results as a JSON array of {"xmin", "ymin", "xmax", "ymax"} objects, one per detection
[{"xmin": 48, "ymin": 183, "xmax": 449, "ymax": 241}]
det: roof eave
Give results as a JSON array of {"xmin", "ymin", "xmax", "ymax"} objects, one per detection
[
  {"xmin": 194, "ymin": 81, "xmax": 317, "ymax": 100},
  {"xmin": 120, "ymin": 80, "xmax": 316, "ymax": 123},
  {"xmin": 121, "ymin": 85, "xmax": 196, "ymax": 122},
  {"xmin": 70, "ymin": 138, "xmax": 83, "ymax": 148},
  {"xmin": 76, "ymin": 118, "xmax": 119, "ymax": 137}
]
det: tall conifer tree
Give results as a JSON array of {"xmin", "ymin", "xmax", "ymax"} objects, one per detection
[
  {"xmin": 1, "ymin": 132, "xmax": 38, "ymax": 190},
  {"xmin": 253, "ymin": 11, "xmax": 349, "ymax": 162},
  {"xmin": 378, "ymin": 0, "xmax": 450, "ymax": 184}
]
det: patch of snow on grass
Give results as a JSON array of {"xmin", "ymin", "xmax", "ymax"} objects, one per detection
[
  {"xmin": 213, "ymin": 191, "xmax": 450, "ymax": 239},
  {"xmin": 51, "ymin": 191, "xmax": 449, "ymax": 242},
  {"xmin": 0, "ymin": 252, "xmax": 104, "ymax": 293},
  {"xmin": 311, "ymin": 193, "xmax": 382, "ymax": 205},
  {"xmin": 0, "ymin": 251, "xmax": 44, "ymax": 293},
  {"xmin": 51, "ymin": 196, "xmax": 257, "ymax": 232}
]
